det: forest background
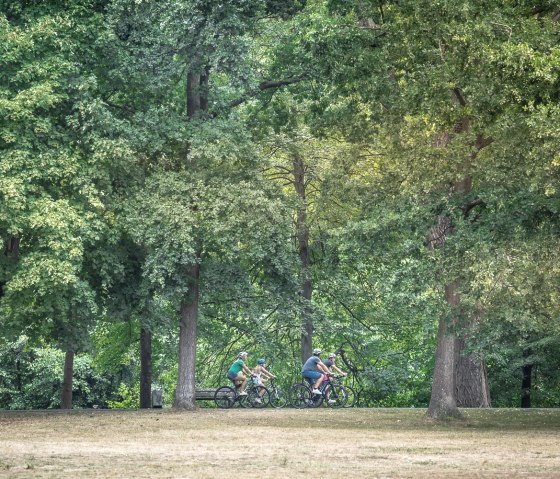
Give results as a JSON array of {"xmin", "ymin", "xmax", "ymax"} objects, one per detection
[{"xmin": 1, "ymin": 0, "xmax": 559, "ymax": 418}]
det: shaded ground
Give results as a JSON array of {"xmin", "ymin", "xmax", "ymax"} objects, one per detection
[{"xmin": 1, "ymin": 408, "xmax": 559, "ymax": 478}]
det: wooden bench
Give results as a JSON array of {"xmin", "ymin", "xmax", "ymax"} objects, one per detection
[{"xmin": 194, "ymin": 388, "xmax": 219, "ymax": 401}]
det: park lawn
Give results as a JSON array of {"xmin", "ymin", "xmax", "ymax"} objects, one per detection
[{"xmin": 0, "ymin": 408, "xmax": 559, "ymax": 478}]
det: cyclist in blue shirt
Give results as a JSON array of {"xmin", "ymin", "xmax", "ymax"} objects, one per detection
[{"xmin": 301, "ymin": 348, "xmax": 331, "ymax": 394}]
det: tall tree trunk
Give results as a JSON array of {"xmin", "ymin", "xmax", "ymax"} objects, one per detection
[
  {"xmin": 456, "ymin": 316, "xmax": 491, "ymax": 408},
  {"xmin": 173, "ymin": 66, "xmax": 207, "ymax": 410},
  {"xmin": 187, "ymin": 71, "xmax": 201, "ymax": 118},
  {"xmin": 175, "ymin": 262, "xmax": 200, "ymax": 410},
  {"xmin": 60, "ymin": 350, "xmax": 74, "ymax": 409},
  {"xmin": 4, "ymin": 236, "xmax": 20, "ymax": 258},
  {"xmin": 139, "ymin": 327, "xmax": 152, "ymax": 408},
  {"xmin": 456, "ymin": 346, "xmax": 491, "ymax": 407},
  {"xmin": 293, "ymin": 154, "xmax": 313, "ymax": 364},
  {"xmin": 426, "ymin": 95, "xmax": 492, "ymax": 418},
  {"xmin": 521, "ymin": 348, "xmax": 532, "ymax": 408},
  {"xmin": 199, "ymin": 65, "xmax": 210, "ymax": 112},
  {"xmin": 428, "ymin": 282, "xmax": 461, "ymax": 419},
  {"xmin": 1, "ymin": 236, "xmax": 20, "ymax": 297}
]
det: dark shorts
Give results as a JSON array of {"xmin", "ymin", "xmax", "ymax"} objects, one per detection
[
  {"xmin": 227, "ymin": 372, "xmax": 239, "ymax": 381},
  {"xmin": 302, "ymin": 370, "xmax": 322, "ymax": 381}
]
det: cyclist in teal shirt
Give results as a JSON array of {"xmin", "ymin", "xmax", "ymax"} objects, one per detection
[{"xmin": 227, "ymin": 352, "xmax": 253, "ymax": 395}]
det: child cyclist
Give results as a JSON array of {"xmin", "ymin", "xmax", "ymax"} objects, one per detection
[
  {"xmin": 252, "ymin": 359, "xmax": 276, "ymax": 403},
  {"xmin": 227, "ymin": 352, "xmax": 253, "ymax": 396}
]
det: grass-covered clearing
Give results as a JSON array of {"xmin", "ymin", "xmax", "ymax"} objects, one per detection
[{"xmin": 1, "ymin": 408, "xmax": 559, "ymax": 478}]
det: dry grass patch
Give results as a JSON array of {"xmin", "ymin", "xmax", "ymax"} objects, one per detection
[{"xmin": 1, "ymin": 408, "xmax": 559, "ymax": 478}]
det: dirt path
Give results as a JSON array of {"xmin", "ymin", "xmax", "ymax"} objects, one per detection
[{"xmin": 1, "ymin": 408, "xmax": 559, "ymax": 478}]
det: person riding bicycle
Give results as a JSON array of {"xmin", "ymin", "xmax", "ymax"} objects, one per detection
[
  {"xmin": 227, "ymin": 352, "xmax": 253, "ymax": 396},
  {"xmin": 252, "ymin": 358, "xmax": 276, "ymax": 403},
  {"xmin": 301, "ymin": 348, "xmax": 331, "ymax": 395},
  {"xmin": 322, "ymin": 353, "xmax": 347, "ymax": 404},
  {"xmin": 253, "ymin": 358, "xmax": 276, "ymax": 386},
  {"xmin": 323, "ymin": 353, "xmax": 347, "ymax": 378}
]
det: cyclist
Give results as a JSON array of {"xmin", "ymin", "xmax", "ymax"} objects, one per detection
[
  {"xmin": 301, "ymin": 348, "xmax": 331, "ymax": 395},
  {"xmin": 253, "ymin": 359, "xmax": 276, "ymax": 386},
  {"xmin": 323, "ymin": 353, "xmax": 347, "ymax": 377},
  {"xmin": 227, "ymin": 352, "xmax": 253, "ymax": 396},
  {"xmin": 322, "ymin": 353, "xmax": 348, "ymax": 404},
  {"xmin": 252, "ymin": 358, "xmax": 276, "ymax": 403}
]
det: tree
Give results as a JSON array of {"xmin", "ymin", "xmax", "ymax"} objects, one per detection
[
  {"xmin": 295, "ymin": 0, "xmax": 560, "ymax": 418},
  {"xmin": 0, "ymin": 1, "xmax": 128, "ymax": 407},
  {"xmin": 110, "ymin": 0, "xmax": 306, "ymax": 409}
]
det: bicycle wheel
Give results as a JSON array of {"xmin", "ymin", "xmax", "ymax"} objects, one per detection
[
  {"xmin": 248, "ymin": 386, "xmax": 270, "ymax": 408},
  {"xmin": 289, "ymin": 383, "xmax": 312, "ymax": 409},
  {"xmin": 309, "ymin": 389, "xmax": 324, "ymax": 408},
  {"xmin": 343, "ymin": 386, "xmax": 357, "ymax": 408},
  {"xmin": 269, "ymin": 386, "xmax": 287, "ymax": 408},
  {"xmin": 236, "ymin": 392, "xmax": 249, "ymax": 408},
  {"xmin": 214, "ymin": 386, "xmax": 236, "ymax": 409},
  {"xmin": 324, "ymin": 384, "xmax": 346, "ymax": 408}
]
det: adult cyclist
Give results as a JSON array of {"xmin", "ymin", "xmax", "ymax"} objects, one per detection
[
  {"xmin": 322, "ymin": 353, "xmax": 347, "ymax": 404},
  {"xmin": 227, "ymin": 351, "xmax": 253, "ymax": 396},
  {"xmin": 323, "ymin": 353, "xmax": 347, "ymax": 378},
  {"xmin": 301, "ymin": 348, "xmax": 331, "ymax": 395}
]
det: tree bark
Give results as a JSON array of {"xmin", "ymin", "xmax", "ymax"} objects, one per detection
[
  {"xmin": 293, "ymin": 154, "xmax": 313, "ymax": 364},
  {"xmin": 4, "ymin": 236, "xmax": 20, "ymax": 259},
  {"xmin": 427, "ymin": 282, "xmax": 461, "ymax": 419},
  {"xmin": 426, "ymin": 92, "xmax": 492, "ymax": 418},
  {"xmin": 521, "ymin": 348, "xmax": 532, "ymax": 408},
  {"xmin": 173, "ymin": 65, "xmax": 207, "ymax": 410},
  {"xmin": 175, "ymin": 262, "xmax": 200, "ymax": 410},
  {"xmin": 455, "ymin": 311, "xmax": 491, "ymax": 408},
  {"xmin": 139, "ymin": 327, "xmax": 152, "ymax": 408},
  {"xmin": 456, "ymin": 343, "xmax": 491, "ymax": 407},
  {"xmin": 60, "ymin": 350, "xmax": 74, "ymax": 409},
  {"xmin": 1, "ymin": 236, "xmax": 20, "ymax": 297},
  {"xmin": 187, "ymin": 71, "xmax": 201, "ymax": 119}
]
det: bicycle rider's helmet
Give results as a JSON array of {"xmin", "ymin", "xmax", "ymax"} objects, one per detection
[
  {"xmin": 312, "ymin": 348, "xmax": 322, "ymax": 356},
  {"xmin": 238, "ymin": 351, "xmax": 248, "ymax": 358},
  {"xmin": 328, "ymin": 353, "xmax": 336, "ymax": 359},
  {"xmin": 257, "ymin": 358, "xmax": 266, "ymax": 365}
]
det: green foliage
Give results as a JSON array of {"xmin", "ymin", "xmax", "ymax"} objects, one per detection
[
  {"xmin": 107, "ymin": 383, "xmax": 140, "ymax": 409},
  {"xmin": 1, "ymin": 0, "xmax": 559, "ymax": 411},
  {"xmin": 0, "ymin": 337, "xmax": 116, "ymax": 409},
  {"xmin": 0, "ymin": 0, "xmax": 128, "ymax": 351}
]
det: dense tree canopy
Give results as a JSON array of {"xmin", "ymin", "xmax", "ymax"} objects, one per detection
[{"xmin": 1, "ymin": 0, "xmax": 559, "ymax": 415}]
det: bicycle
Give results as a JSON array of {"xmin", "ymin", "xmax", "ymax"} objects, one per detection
[
  {"xmin": 246, "ymin": 377, "xmax": 270, "ymax": 408},
  {"xmin": 214, "ymin": 376, "xmax": 270, "ymax": 409},
  {"xmin": 266, "ymin": 379, "xmax": 287, "ymax": 408},
  {"xmin": 289, "ymin": 381, "xmax": 315, "ymax": 409},
  {"xmin": 310, "ymin": 375, "xmax": 347, "ymax": 408},
  {"xmin": 326, "ymin": 375, "xmax": 358, "ymax": 407},
  {"xmin": 213, "ymin": 382, "xmax": 248, "ymax": 409},
  {"xmin": 342, "ymin": 384, "xmax": 357, "ymax": 407},
  {"xmin": 289, "ymin": 375, "xmax": 346, "ymax": 408}
]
